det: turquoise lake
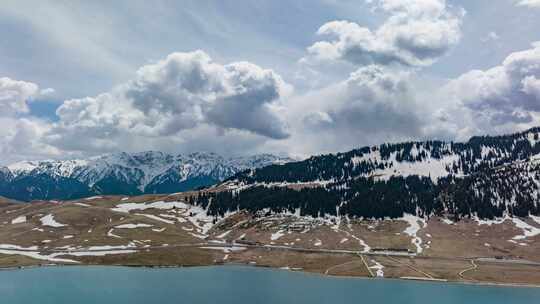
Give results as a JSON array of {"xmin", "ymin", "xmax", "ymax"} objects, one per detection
[{"xmin": 0, "ymin": 266, "xmax": 539, "ymax": 303}]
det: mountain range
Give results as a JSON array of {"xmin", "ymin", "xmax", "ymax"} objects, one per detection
[
  {"xmin": 0, "ymin": 152, "xmax": 292, "ymax": 201},
  {"xmin": 4, "ymin": 128, "xmax": 540, "ymax": 220}
]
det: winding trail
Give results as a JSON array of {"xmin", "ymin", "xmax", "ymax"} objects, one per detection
[{"xmin": 458, "ymin": 260, "xmax": 478, "ymax": 280}]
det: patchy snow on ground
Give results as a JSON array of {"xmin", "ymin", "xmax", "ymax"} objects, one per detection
[
  {"xmin": 107, "ymin": 229, "xmax": 122, "ymax": 239},
  {"xmin": 63, "ymin": 235, "xmax": 74, "ymax": 239},
  {"xmin": 152, "ymin": 228, "xmax": 166, "ymax": 232},
  {"xmin": 199, "ymin": 246, "xmax": 246, "ymax": 253},
  {"xmin": 358, "ymin": 239, "xmax": 371, "ymax": 253},
  {"xmin": 334, "ymin": 226, "xmax": 371, "ymax": 253},
  {"xmin": 351, "ymin": 148, "xmax": 460, "ymax": 183},
  {"xmin": 271, "ymin": 230, "xmax": 285, "ymax": 241},
  {"xmin": 11, "ymin": 216, "xmax": 26, "ymax": 224},
  {"xmin": 113, "ymin": 200, "xmax": 236, "ymax": 238},
  {"xmin": 112, "ymin": 201, "xmax": 189, "ymax": 213},
  {"xmin": 217, "ymin": 230, "xmax": 231, "ymax": 239},
  {"xmin": 121, "ymin": 197, "xmax": 130, "ymax": 201},
  {"xmin": 0, "ymin": 244, "xmax": 78, "ymax": 263},
  {"xmin": 190, "ymin": 232, "xmax": 208, "ymax": 239},
  {"xmin": 115, "ymin": 223, "xmax": 153, "ymax": 229},
  {"xmin": 399, "ymin": 214, "xmax": 426, "ymax": 254},
  {"xmin": 441, "ymin": 218, "xmax": 454, "ymax": 225},
  {"xmin": 474, "ymin": 215, "xmax": 508, "ymax": 226},
  {"xmin": 85, "ymin": 196, "xmax": 103, "ymax": 201},
  {"xmin": 135, "ymin": 214, "xmax": 175, "ymax": 225},
  {"xmin": 183, "ymin": 206, "xmax": 230, "ymax": 236},
  {"xmin": 0, "ymin": 244, "xmax": 38, "ymax": 250},
  {"xmin": 55, "ymin": 250, "xmax": 137, "ymax": 257},
  {"xmin": 340, "ymin": 238, "xmax": 348, "ymax": 244},
  {"xmin": 75, "ymin": 203, "xmax": 91, "ymax": 207},
  {"xmin": 87, "ymin": 244, "xmax": 136, "ymax": 250},
  {"xmin": 511, "ymin": 218, "xmax": 540, "ymax": 240},
  {"xmin": 0, "ymin": 249, "xmax": 77, "ymax": 263},
  {"xmin": 159, "ymin": 213, "xmax": 187, "ymax": 223},
  {"xmin": 314, "ymin": 239, "xmax": 322, "ymax": 246},
  {"xmin": 40, "ymin": 214, "xmax": 66, "ymax": 228},
  {"xmin": 530, "ymin": 215, "xmax": 540, "ymax": 226},
  {"xmin": 370, "ymin": 260, "xmax": 385, "ymax": 277}
]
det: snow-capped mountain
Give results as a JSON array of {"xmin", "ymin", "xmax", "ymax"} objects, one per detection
[
  {"xmin": 208, "ymin": 127, "xmax": 540, "ymax": 220},
  {"xmin": 0, "ymin": 167, "xmax": 12, "ymax": 182},
  {"xmin": 2, "ymin": 152, "xmax": 293, "ymax": 201},
  {"xmin": 229, "ymin": 127, "xmax": 540, "ymax": 185}
]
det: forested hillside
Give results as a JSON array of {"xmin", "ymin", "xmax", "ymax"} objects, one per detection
[{"xmin": 191, "ymin": 128, "xmax": 540, "ymax": 220}]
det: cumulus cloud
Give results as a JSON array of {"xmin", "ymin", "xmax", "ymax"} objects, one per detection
[
  {"xmin": 323, "ymin": 65, "xmax": 421, "ymax": 135},
  {"xmin": 303, "ymin": 0, "xmax": 464, "ymax": 67},
  {"xmin": 0, "ymin": 77, "xmax": 40, "ymax": 116},
  {"xmin": 48, "ymin": 50, "xmax": 291, "ymax": 154},
  {"xmin": 277, "ymin": 64, "xmax": 426, "ymax": 155},
  {"xmin": 444, "ymin": 42, "xmax": 540, "ymax": 125},
  {"xmin": 0, "ymin": 117, "xmax": 62, "ymax": 164}
]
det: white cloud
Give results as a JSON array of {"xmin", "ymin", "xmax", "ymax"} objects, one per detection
[
  {"xmin": 0, "ymin": 117, "xmax": 62, "ymax": 164},
  {"xmin": 47, "ymin": 50, "xmax": 291, "ymax": 155},
  {"xmin": 303, "ymin": 0, "xmax": 464, "ymax": 67},
  {"xmin": 0, "ymin": 77, "xmax": 63, "ymax": 163},
  {"xmin": 444, "ymin": 42, "xmax": 540, "ymax": 125},
  {"xmin": 0, "ymin": 77, "xmax": 40, "ymax": 116},
  {"xmin": 39, "ymin": 88, "xmax": 56, "ymax": 96},
  {"xmin": 516, "ymin": 0, "xmax": 540, "ymax": 8},
  {"xmin": 274, "ymin": 64, "xmax": 427, "ymax": 155}
]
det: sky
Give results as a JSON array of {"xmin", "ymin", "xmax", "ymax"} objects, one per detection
[{"xmin": 1, "ymin": 0, "xmax": 540, "ymax": 164}]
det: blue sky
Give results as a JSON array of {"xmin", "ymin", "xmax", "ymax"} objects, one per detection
[{"xmin": 2, "ymin": 0, "xmax": 540, "ymax": 163}]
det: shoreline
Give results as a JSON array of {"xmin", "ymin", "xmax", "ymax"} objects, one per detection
[{"xmin": 2, "ymin": 262, "xmax": 539, "ymax": 289}]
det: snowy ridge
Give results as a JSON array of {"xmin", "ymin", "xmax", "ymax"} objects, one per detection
[
  {"xmin": 4, "ymin": 151, "xmax": 293, "ymax": 196},
  {"xmin": 230, "ymin": 127, "xmax": 540, "ymax": 188}
]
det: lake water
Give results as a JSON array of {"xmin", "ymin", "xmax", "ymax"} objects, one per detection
[{"xmin": 0, "ymin": 265, "xmax": 539, "ymax": 303}]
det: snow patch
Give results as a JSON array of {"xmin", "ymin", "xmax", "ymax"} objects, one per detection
[
  {"xmin": 474, "ymin": 215, "xmax": 508, "ymax": 226},
  {"xmin": 270, "ymin": 230, "xmax": 285, "ymax": 241},
  {"xmin": 399, "ymin": 214, "xmax": 426, "ymax": 254},
  {"xmin": 75, "ymin": 203, "xmax": 91, "ymax": 207},
  {"xmin": 11, "ymin": 216, "xmax": 26, "ymax": 224},
  {"xmin": 217, "ymin": 230, "xmax": 231, "ymax": 239},
  {"xmin": 511, "ymin": 218, "xmax": 540, "ymax": 240},
  {"xmin": 441, "ymin": 218, "xmax": 454, "ymax": 225},
  {"xmin": 115, "ymin": 223, "xmax": 153, "ymax": 229},
  {"xmin": 85, "ymin": 196, "xmax": 103, "ymax": 201},
  {"xmin": 370, "ymin": 260, "xmax": 385, "ymax": 277},
  {"xmin": 107, "ymin": 229, "xmax": 122, "ymax": 239},
  {"xmin": 135, "ymin": 214, "xmax": 175, "ymax": 225},
  {"xmin": 40, "ymin": 214, "xmax": 66, "ymax": 228},
  {"xmin": 199, "ymin": 246, "xmax": 246, "ymax": 253}
]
